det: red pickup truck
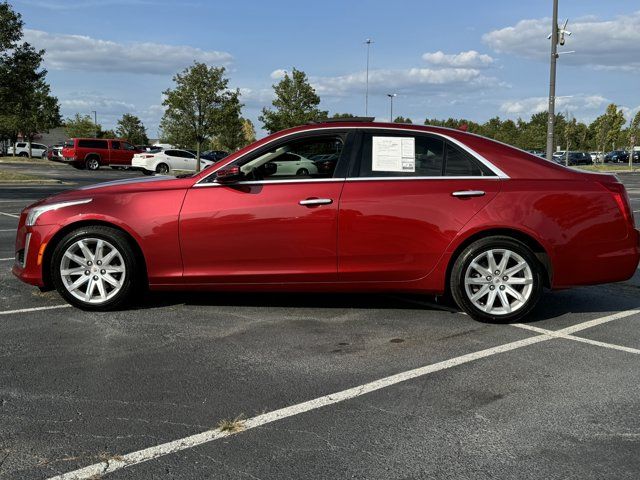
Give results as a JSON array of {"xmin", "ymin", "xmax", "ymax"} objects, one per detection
[{"xmin": 61, "ymin": 138, "xmax": 142, "ymax": 170}]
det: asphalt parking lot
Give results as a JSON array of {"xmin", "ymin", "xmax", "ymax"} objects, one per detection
[{"xmin": 1, "ymin": 162, "xmax": 639, "ymax": 480}]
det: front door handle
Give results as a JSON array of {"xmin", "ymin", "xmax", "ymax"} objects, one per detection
[
  {"xmin": 452, "ymin": 190, "xmax": 485, "ymax": 198},
  {"xmin": 299, "ymin": 198, "xmax": 333, "ymax": 206}
]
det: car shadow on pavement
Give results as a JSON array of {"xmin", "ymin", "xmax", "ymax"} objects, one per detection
[{"xmin": 132, "ymin": 285, "xmax": 639, "ymax": 324}]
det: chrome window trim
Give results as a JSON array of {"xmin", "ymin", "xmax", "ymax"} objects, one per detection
[{"xmin": 195, "ymin": 126, "xmax": 510, "ymax": 186}]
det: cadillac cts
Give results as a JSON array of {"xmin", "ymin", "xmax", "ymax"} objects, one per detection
[{"xmin": 12, "ymin": 122, "xmax": 640, "ymax": 322}]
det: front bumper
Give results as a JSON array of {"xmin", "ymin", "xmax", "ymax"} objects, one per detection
[{"xmin": 11, "ymin": 213, "xmax": 58, "ymax": 287}]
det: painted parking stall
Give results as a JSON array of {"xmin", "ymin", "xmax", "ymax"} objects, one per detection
[{"xmin": 0, "ymin": 167, "xmax": 639, "ymax": 479}]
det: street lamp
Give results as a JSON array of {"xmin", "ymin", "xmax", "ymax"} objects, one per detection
[
  {"xmin": 364, "ymin": 38, "xmax": 373, "ymax": 116},
  {"xmin": 545, "ymin": 0, "xmax": 572, "ymax": 161},
  {"xmin": 387, "ymin": 93, "xmax": 396, "ymax": 122},
  {"xmin": 91, "ymin": 110, "xmax": 98, "ymax": 138}
]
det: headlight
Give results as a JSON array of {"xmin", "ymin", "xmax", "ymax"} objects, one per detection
[{"xmin": 25, "ymin": 198, "xmax": 92, "ymax": 226}]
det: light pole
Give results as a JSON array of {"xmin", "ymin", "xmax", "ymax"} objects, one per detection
[
  {"xmin": 546, "ymin": 1, "xmax": 571, "ymax": 162},
  {"xmin": 387, "ymin": 93, "xmax": 396, "ymax": 122},
  {"xmin": 364, "ymin": 38, "xmax": 373, "ymax": 116},
  {"xmin": 91, "ymin": 110, "xmax": 97, "ymax": 138}
]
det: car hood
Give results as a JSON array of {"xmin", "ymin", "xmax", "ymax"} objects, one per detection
[{"xmin": 25, "ymin": 175, "xmax": 193, "ymax": 209}]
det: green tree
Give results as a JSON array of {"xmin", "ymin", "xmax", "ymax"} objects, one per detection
[
  {"xmin": 259, "ymin": 68, "xmax": 327, "ymax": 133},
  {"xmin": 65, "ymin": 113, "xmax": 100, "ymax": 138},
  {"xmin": 213, "ymin": 90, "xmax": 245, "ymax": 151},
  {"xmin": 161, "ymin": 62, "xmax": 236, "ymax": 171},
  {"xmin": 0, "ymin": 2, "xmax": 22, "ymax": 50},
  {"xmin": 592, "ymin": 104, "xmax": 625, "ymax": 154},
  {"xmin": 627, "ymin": 111, "xmax": 640, "ymax": 166},
  {"xmin": 331, "ymin": 113, "xmax": 358, "ymax": 119},
  {"xmin": 1, "ymin": 3, "xmax": 59, "ymax": 155},
  {"xmin": 241, "ymin": 118, "xmax": 256, "ymax": 146},
  {"xmin": 393, "ymin": 116, "xmax": 412, "ymax": 124},
  {"xmin": 116, "ymin": 113, "xmax": 148, "ymax": 145}
]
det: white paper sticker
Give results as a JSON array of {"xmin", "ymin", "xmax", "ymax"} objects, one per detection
[{"xmin": 372, "ymin": 136, "xmax": 415, "ymax": 172}]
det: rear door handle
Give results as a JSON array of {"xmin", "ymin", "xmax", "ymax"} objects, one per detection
[
  {"xmin": 299, "ymin": 198, "xmax": 333, "ymax": 206},
  {"xmin": 451, "ymin": 190, "xmax": 485, "ymax": 198}
]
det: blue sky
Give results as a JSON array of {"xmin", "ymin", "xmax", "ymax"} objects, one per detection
[{"xmin": 12, "ymin": 0, "xmax": 640, "ymax": 139}]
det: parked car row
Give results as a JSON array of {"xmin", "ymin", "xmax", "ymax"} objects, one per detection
[{"xmin": 2, "ymin": 140, "xmax": 229, "ymax": 173}]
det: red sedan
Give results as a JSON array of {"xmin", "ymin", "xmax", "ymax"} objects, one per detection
[{"xmin": 12, "ymin": 122, "xmax": 640, "ymax": 322}]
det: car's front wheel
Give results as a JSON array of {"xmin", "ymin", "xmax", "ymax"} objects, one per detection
[
  {"xmin": 449, "ymin": 236, "xmax": 544, "ymax": 323},
  {"xmin": 51, "ymin": 226, "xmax": 142, "ymax": 310}
]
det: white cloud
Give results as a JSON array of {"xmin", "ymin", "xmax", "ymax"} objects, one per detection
[
  {"xmin": 499, "ymin": 94, "xmax": 609, "ymax": 118},
  {"xmin": 483, "ymin": 11, "xmax": 640, "ymax": 71},
  {"xmin": 269, "ymin": 69, "xmax": 288, "ymax": 80},
  {"xmin": 313, "ymin": 67, "xmax": 502, "ymax": 97},
  {"xmin": 24, "ymin": 29, "xmax": 232, "ymax": 75},
  {"xmin": 422, "ymin": 50, "xmax": 494, "ymax": 68}
]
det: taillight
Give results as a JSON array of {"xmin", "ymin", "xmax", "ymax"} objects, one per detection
[{"xmin": 601, "ymin": 181, "xmax": 635, "ymax": 228}]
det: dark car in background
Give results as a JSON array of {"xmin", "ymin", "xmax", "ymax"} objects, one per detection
[
  {"xmin": 553, "ymin": 151, "xmax": 592, "ymax": 166},
  {"xmin": 201, "ymin": 150, "xmax": 229, "ymax": 162},
  {"xmin": 604, "ymin": 150, "xmax": 629, "ymax": 163}
]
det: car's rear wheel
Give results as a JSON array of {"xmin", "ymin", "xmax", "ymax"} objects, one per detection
[
  {"xmin": 19, "ymin": 152, "xmax": 28, "ymax": 158},
  {"xmin": 155, "ymin": 163, "xmax": 169, "ymax": 174},
  {"xmin": 296, "ymin": 168, "xmax": 309, "ymax": 176},
  {"xmin": 51, "ymin": 226, "xmax": 142, "ymax": 310},
  {"xmin": 449, "ymin": 236, "xmax": 544, "ymax": 323},
  {"xmin": 86, "ymin": 156, "xmax": 100, "ymax": 170}
]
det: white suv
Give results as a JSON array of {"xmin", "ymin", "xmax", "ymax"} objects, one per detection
[{"xmin": 8, "ymin": 142, "xmax": 48, "ymax": 158}]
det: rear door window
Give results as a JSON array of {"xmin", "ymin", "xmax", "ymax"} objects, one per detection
[
  {"xmin": 356, "ymin": 132, "xmax": 445, "ymax": 177},
  {"xmin": 111, "ymin": 141, "xmax": 121, "ymax": 149},
  {"xmin": 78, "ymin": 139, "xmax": 108, "ymax": 149}
]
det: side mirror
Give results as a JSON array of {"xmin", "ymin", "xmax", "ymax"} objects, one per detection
[{"xmin": 215, "ymin": 165, "xmax": 243, "ymax": 183}]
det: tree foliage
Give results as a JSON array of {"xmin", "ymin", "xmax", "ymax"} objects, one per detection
[
  {"xmin": 116, "ymin": 113, "xmax": 148, "ymax": 145},
  {"xmin": 259, "ymin": 68, "xmax": 327, "ymax": 133},
  {"xmin": 393, "ymin": 116, "xmax": 413, "ymax": 124},
  {"xmin": 0, "ymin": 2, "xmax": 60, "ymax": 154},
  {"xmin": 65, "ymin": 113, "xmax": 100, "ymax": 138},
  {"xmin": 160, "ymin": 62, "xmax": 237, "ymax": 171}
]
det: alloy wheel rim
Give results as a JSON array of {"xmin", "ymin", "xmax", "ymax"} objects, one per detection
[
  {"xmin": 157, "ymin": 164, "xmax": 168, "ymax": 174},
  {"xmin": 60, "ymin": 237, "xmax": 126, "ymax": 304},
  {"xmin": 464, "ymin": 248, "xmax": 533, "ymax": 315}
]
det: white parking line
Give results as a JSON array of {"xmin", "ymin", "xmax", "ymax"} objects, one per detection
[
  {"xmin": 0, "ymin": 304, "xmax": 71, "ymax": 315},
  {"xmin": 0, "ymin": 229, "xmax": 16, "ymax": 232},
  {"xmin": 0, "ymin": 211, "xmax": 19, "ymax": 218},
  {"xmin": 0, "ymin": 257, "xmax": 14, "ymax": 261},
  {"xmin": 513, "ymin": 323, "xmax": 640, "ymax": 355},
  {"xmin": 45, "ymin": 308, "xmax": 640, "ymax": 480}
]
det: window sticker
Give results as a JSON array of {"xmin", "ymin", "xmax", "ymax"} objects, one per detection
[{"xmin": 372, "ymin": 136, "xmax": 415, "ymax": 172}]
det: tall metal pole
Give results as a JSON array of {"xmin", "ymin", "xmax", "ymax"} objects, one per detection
[
  {"xmin": 387, "ymin": 93, "xmax": 396, "ymax": 121},
  {"xmin": 92, "ymin": 110, "xmax": 97, "ymax": 138},
  {"xmin": 546, "ymin": 0, "xmax": 559, "ymax": 161},
  {"xmin": 365, "ymin": 39, "xmax": 373, "ymax": 116}
]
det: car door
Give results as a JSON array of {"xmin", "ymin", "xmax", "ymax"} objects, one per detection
[
  {"xmin": 337, "ymin": 130, "xmax": 502, "ymax": 282},
  {"xmin": 109, "ymin": 140, "xmax": 124, "ymax": 165},
  {"xmin": 179, "ymin": 131, "xmax": 352, "ymax": 284}
]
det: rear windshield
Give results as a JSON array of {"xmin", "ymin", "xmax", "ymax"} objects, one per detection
[
  {"xmin": 64, "ymin": 140, "xmax": 74, "ymax": 148},
  {"xmin": 78, "ymin": 139, "xmax": 108, "ymax": 149}
]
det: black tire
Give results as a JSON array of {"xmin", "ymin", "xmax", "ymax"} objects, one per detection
[
  {"xmin": 449, "ymin": 236, "xmax": 544, "ymax": 323},
  {"xmin": 86, "ymin": 156, "xmax": 100, "ymax": 170},
  {"xmin": 155, "ymin": 163, "xmax": 169, "ymax": 174},
  {"xmin": 296, "ymin": 168, "xmax": 309, "ymax": 176},
  {"xmin": 19, "ymin": 152, "xmax": 28, "ymax": 158},
  {"xmin": 50, "ymin": 226, "xmax": 143, "ymax": 311}
]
